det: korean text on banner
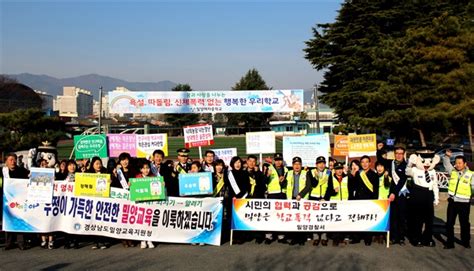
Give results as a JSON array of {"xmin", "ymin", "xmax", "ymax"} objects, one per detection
[
  {"xmin": 282, "ymin": 134, "xmax": 330, "ymax": 167},
  {"xmin": 348, "ymin": 134, "xmax": 377, "ymax": 158},
  {"xmin": 129, "ymin": 177, "xmax": 166, "ymax": 201},
  {"xmin": 74, "ymin": 135, "xmax": 108, "ymax": 159},
  {"xmin": 2, "ymin": 179, "xmax": 223, "ymax": 246},
  {"xmin": 183, "ymin": 124, "xmax": 214, "ymax": 148},
  {"xmin": 246, "ymin": 131, "xmax": 276, "ymax": 154},
  {"xmin": 179, "ymin": 172, "xmax": 213, "ymax": 196},
  {"xmin": 108, "ymin": 134, "xmax": 137, "ymax": 157},
  {"xmin": 74, "ymin": 173, "xmax": 111, "ymax": 198},
  {"xmin": 333, "ymin": 135, "xmax": 349, "ymax": 156},
  {"xmin": 109, "ymin": 90, "xmax": 304, "ymax": 114},
  {"xmin": 211, "ymin": 148, "xmax": 237, "ymax": 166},
  {"xmin": 232, "ymin": 198, "xmax": 390, "ymax": 232},
  {"xmin": 136, "ymin": 134, "xmax": 168, "ymax": 158}
]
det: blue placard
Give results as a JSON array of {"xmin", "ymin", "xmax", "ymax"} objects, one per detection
[
  {"xmin": 386, "ymin": 138, "xmax": 395, "ymax": 146},
  {"xmin": 179, "ymin": 172, "xmax": 213, "ymax": 196}
]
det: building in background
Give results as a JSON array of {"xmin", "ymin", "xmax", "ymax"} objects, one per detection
[
  {"xmin": 55, "ymin": 86, "xmax": 93, "ymax": 118},
  {"xmin": 34, "ymin": 90, "xmax": 54, "ymax": 113}
]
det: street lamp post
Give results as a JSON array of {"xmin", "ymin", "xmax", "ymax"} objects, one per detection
[
  {"xmin": 98, "ymin": 86, "xmax": 103, "ymax": 134},
  {"xmin": 313, "ymin": 84, "xmax": 320, "ymax": 134}
]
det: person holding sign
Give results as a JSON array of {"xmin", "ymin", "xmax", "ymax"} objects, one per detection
[
  {"xmin": 246, "ymin": 155, "xmax": 269, "ymax": 244},
  {"xmin": 324, "ymin": 162, "xmax": 350, "ymax": 246},
  {"xmin": 264, "ymin": 153, "xmax": 288, "ymax": 244},
  {"xmin": 378, "ymin": 146, "xmax": 409, "ymax": 246},
  {"xmin": 134, "ymin": 159, "xmax": 156, "ymax": 249},
  {"xmin": 228, "ymin": 156, "xmax": 250, "ymax": 244},
  {"xmin": 87, "ymin": 157, "xmax": 111, "ymax": 250},
  {"xmin": 2, "ymin": 153, "xmax": 30, "ymax": 251},
  {"xmin": 63, "ymin": 160, "xmax": 80, "ymax": 249},
  {"xmin": 443, "ymin": 150, "xmax": 473, "ymax": 249},
  {"xmin": 303, "ymin": 156, "xmax": 330, "ymax": 246},
  {"xmin": 283, "ymin": 157, "xmax": 310, "ymax": 246},
  {"xmin": 349, "ymin": 155, "xmax": 379, "ymax": 246}
]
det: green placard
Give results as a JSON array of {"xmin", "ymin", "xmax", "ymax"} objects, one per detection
[
  {"xmin": 74, "ymin": 134, "xmax": 108, "ymax": 159},
  {"xmin": 130, "ymin": 176, "xmax": 166, "ymax": 202}
]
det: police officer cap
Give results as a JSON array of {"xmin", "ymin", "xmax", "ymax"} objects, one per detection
[
  {"xmin": 316, "ymin": 156, "xmax": 326, "ymax": 164},
  {"xmin": 177, "ymin": 148, "xmax": 190, "ymax": 156},
  {"xmin": 274, "ymin": 153, "xmax": 283, "ymax": 160},
  {"xmin": 334, "ymin": 162, "xmax": 344, "ymax": 169},
  {"xmin": 292, "ymin": 156, "xmax": 302, "ymax": 164}
]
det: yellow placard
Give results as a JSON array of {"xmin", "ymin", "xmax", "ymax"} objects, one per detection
[
  {"xmin": 348, "ymin": 134, "xmax": 377, "ymax": 158},
  {"xmin": 74, "ymin": 173, "xmax": 111, "ymax": 198}
]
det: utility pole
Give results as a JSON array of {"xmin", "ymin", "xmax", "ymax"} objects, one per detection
[
  {"xmin": 98, "ymin": 86, "xmax": 103, "ymax": 134},
  {"xmin": 313, "ymin": 84, "xmax": 320, "ymax": 133}
]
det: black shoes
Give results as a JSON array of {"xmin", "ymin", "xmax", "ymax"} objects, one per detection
[{"xmin": 443, "ymin": 244, "xmax": 455, "ymax": 249}]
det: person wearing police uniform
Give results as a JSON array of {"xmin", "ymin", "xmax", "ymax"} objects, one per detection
[
  {"xmin": 282, "ymin": 156, "xmax": 310, "ymax": 245},
  {"xmin": 264, "ymin": 153, "xmax": 289, "ymax": 244},
  {"xmin": 168, "ymin": 148, "xmax": 191, "ymax": 196},
  {"xmin": 443, "ymin": 150, "xmax": 473, "ymax": 249},
  {"xmin": 349, "ymin": 155, "xmax": 379, "ymax": 245},
  {"xmin": 175, "ymin": 148, "xmax": 191, "ymax": 174},
  {"xmin": 299, "ymin": 156, "xmax": 330, "ymax": 246},
  {"xmin": 324, "ymin": 162, "xmax": 350, "ymax": 246}
]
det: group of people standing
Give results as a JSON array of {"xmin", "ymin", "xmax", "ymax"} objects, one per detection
[{"xmin": 1, "ymin": 144, "xmax": 472, "ymax": 250}]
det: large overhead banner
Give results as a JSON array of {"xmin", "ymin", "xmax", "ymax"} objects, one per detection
[{"xmin": 108, "ymin": 90, "xmax": 304, "ymax": 114}]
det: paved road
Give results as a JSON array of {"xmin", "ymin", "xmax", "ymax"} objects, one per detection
[{"xmin": 0, "ymin": 235, "xmax": 473, "ymax": 271}]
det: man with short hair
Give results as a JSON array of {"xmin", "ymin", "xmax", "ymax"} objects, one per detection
[
  {"xmin": 282, "ymin": 157, "xmax": 309, "ymax": 246},
  {"xmin": 202, "ymin": 150, "xmax": 215, "ymax": 173},
  {"xmin": 349, "ymin": 155, "xmax": 379, "ymax": 246},
  {"xmin": 443, "ymin": 150, "xmax": 473, "ymax": 249},
  {"xmin": 299, "ymin": 156, "xmax": 329, "ymax": 246},
  {"xmin": 2, "ymin": 153, "xmax": 30, "ymax": 250},
  {"xmin": 377, "ymin": 146, "xmax": 409, "ymax": 245},
  {"xmin": 264, "ymin": 153, "xmax": 288, "ymax": 244}
]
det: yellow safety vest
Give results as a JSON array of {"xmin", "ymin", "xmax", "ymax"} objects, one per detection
[
  {"xmin": 285, "ymin": 170, "xmax": 308, "ymax": 200},
  {"xmin": 310, "ymin": 168, "xmax": 329, "ymax": 198},
  {"xmin": 378, "ymin": 175, "xmax": 391, "ymax": 200},
  {"xmin": 330, "ymin": 174, "xmax": 349, "ymax": 201},
  {"xmin": 448, "ymin": 169, "xmax": 473, "ymax": 199},
  {"xmin": 268, "ymin": 164, "xmax": 288, "ymax": 194}
]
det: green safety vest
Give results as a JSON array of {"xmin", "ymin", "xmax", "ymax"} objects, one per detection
[
  {"xmin": 310, "ymin": 168, "xmax": 329, "ymax": 198},
  {"xmin": 268, "ymin": 164, "xmax": 288, "ymax": 194},
  {"xmin": 448, "ymin": 169, "xmax": 473, "ymax": 199},
  {"xmin": 285, "ymin": 169, "xmax": 308, "ymax": 200},
  {"xmin": 330, "ymin": 174, "xmax": 349, "ymax": 201},
  {"xmin": 378, "ymin": 175, "xmax": 391, "ymax": 200}
]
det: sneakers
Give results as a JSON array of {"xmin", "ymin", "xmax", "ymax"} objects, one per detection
[
  {"xmin": 141, "ymin": 241, "xmax": 147, "ymax": 249},
  {"xmin": 100, "ymin": 244, "xmax": 108, "ymax": 250},
  {"xmin": 48, "ymin": 241, "xmax": 54, "ymax": 250},
  {"xmin": 41, "ymin": 241, "xmax": 47, "ymax": 249},
  {"xmin": 147, "ymin": 241, "xmax": 155, "ymax": 249}
]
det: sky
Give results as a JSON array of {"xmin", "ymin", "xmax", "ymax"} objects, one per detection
[{"xmin": 1, "ymin": 0, "xmax": 343, "ymax": 90}]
